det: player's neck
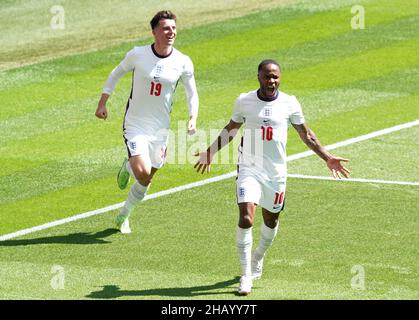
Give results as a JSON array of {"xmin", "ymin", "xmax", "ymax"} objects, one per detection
[
  {"xmin": 257, "ymin": 89, "xmax": 279, "ymax": 102},
  {"xmin": 152, "ymin": 43, "xmax": 173, "ymax": 58}
]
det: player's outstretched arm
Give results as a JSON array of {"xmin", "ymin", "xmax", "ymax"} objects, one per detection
[
  {"xmin": 292, "ymin": 123, "xmax": 350, "ymax": 179},
  {"xmin": 194, "ymin": 120, "xmax": 242, "ymax": 174},
  {"xmin": 96, "ymin": 62, "xmax": 130, "ymax": 120}
]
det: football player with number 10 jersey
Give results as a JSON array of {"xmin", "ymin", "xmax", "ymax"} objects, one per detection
[{"xmin": 195, "ymin": 59, "xmax": 350, "ymax": 295}]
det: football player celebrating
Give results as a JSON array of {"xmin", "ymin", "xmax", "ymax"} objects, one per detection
[
  {"xmin": 194, "ymin": 59, "xmax": 350, "ymax": 295},
  {"xmin": 96, "ymin": 10, "xmax": 199, "ymax": 233}
]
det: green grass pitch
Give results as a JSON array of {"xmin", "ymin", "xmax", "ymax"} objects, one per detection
[{"xmin": 0, "ymin": 0, "xmax": 418, "ymax": 299}]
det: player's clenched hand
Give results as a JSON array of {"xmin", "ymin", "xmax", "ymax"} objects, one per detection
[
  {"xmin": 187, "ymin": 118, "xmax": 197, "ymax": 135},
  {"xmin": 326, "ymin": 156, "xmax": 350, "ymax": 179},
  {"xmin": 194, "ymin": 151, "xmax": 213, "ymax": 174},
  {"xmin": 95, "ymin": 103, "xmax": 108, "ymax": 120}
]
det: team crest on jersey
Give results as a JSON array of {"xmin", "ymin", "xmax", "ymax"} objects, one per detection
[
  {"xmin": 239, "ymin": 187, "xmax": 246, "ymax": 198},
  {"xmin": 130, "ymin": 142, "xmax": 137, "ymax": 150},
  {"xmin": 263, "ymin": 107, "xmax": 272, "ymax": 117},
  {"xmin": 153, "ymin": 64, "xmax": 164, "ymax": 81}
]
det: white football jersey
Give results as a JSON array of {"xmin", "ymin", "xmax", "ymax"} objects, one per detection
[
  {"xmin": 231, "ymin": 89, "xmax": 305, "ymax": 182},
  {"xmin": 114, "ymin": 45, "xmax": 197, "ymax": 140}
]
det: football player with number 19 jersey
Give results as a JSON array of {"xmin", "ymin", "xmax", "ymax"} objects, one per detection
[{"xmin": 96, "ymin": 11, "xmax": 199, "ymax": 234}]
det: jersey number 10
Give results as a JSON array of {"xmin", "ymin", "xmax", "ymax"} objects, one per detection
[
  {"xmin": 274, "ymin": 191, "xmax": 284, "ymax": 205},
  {"xmin": 261, "ymin": 126, "xmax": 273, "ymax": 141},
  {"xmin": 150, "ymin": 81, "xmax": 162, "ymax": 96}
]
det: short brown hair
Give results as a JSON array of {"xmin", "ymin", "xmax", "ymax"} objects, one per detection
[{"xmin": 150, "ymin": 10, "xmax": 177, "ymax": 29}]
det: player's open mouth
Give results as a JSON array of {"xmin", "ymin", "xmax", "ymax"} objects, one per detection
[{"xmin": 265, "ymin": 86, "xmax": 276, "ymax": 96}]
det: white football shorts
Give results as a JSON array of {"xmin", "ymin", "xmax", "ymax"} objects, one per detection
[
  {"xmin": 123, "ymin": 134, "xmax": 168, "ymax": 169},
  {"xmin": 236, "ymin": 174, "xmax": 286, "ymax": 214}
]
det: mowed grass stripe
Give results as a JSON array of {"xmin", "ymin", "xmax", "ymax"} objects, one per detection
[
  {"xmin": 3, "ymin": 7, "xmax": 416, "ymax": 156},
  {"xmin": 0, "ymin": 64, "xmax": 114, "ymax": 120},
  {"xmin": 0, "ymin": 4, "xmax": 318, "ymax": 95},
  {"xmin": 197, "ymin": 12, "xmax": 419, "ymax": 98},
  {"xmin": 0, "ymin": 13, "xmax": 419, "ymax": 140},
  {"xmin": 0, "ymin": 0, "xmax": 413, "ymax": 99},
  {"xmin": 0, "ymin": 176, "xmax": 121, "ymax": 235},
  {"xmin": 0, "ymin": 146, "xmax": 124, "ymax": 205},
  {"xmin": 0, "ymin": 0, "xmax": 311, "ymax": 70},
  {"xmin": 1, "ymin": 1, "xmax": 418, "ymax": 119},
  {"xmin": 283, "ymin": 38, "xmax": 419, "ymax": 92},
  {"xmin": 182, "ymin": 1, "xmax": 419, "ymax": 68},
  {"xmin": 204, "ymin": 37, "xmax": 419, "ymax": 99}
]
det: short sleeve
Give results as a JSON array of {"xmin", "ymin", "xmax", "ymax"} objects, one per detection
[
  {"xmin": 119, "ymin": 48, "xmax": 137, "ymax": 72},
  {"xmin": 231, "ymin": 96, "xmax": 244, "ymax": 123},
  {"xmin": 289, "ymin": 96, "xmax": 305, "ymax": 125}
]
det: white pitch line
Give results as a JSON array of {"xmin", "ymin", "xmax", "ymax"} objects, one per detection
[
  {"xmin": 286, "ymin": 119, "xmax": 419, "ymax": 161},
  {"xmin": 288, "ymin": 174, "xmax": 419, "ymax": 186},
  {"xmin": 0, "ymin": 173, "xmax": 237, "ymax": 241},
  {"xmin": 0, "ymin": 119, "xmax": 418, "ymax": 241}
]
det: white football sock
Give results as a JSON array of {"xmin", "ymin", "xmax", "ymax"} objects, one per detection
[
  {"xmin": 120, "ymin": 182, "xmax": 149, "ymax": 217},
  {"xmin": 236, "ymin": 226, "xmax": 253, "ymax": 277},
  {"xmin": 254, "ymin": 223, "xmax": 279, "ymax": 260}
]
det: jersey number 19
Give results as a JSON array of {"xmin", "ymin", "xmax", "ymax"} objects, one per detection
[{"xmin": 150, "ymin": 81, "xmax": 162, "ymax": 96}]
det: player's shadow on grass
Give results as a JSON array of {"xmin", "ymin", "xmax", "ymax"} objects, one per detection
[
  {"xmin": 0, "ymin": 228, "xmax": 119, "ymax": 246},
  {"xmin": 86, "ymin": 277, "xmax": 241, "ymax": 299}
]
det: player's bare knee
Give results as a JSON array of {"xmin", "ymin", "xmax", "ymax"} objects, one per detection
[
  {"xmin": 136, "ymin": 175, "xmax": 151, "ymax": 186},
  {"xmin": 239, "ymin": 215, "xmax": 254, "ymax": 228},
  {"xmin": 264, "ymin": 219, "xmax": 278, "ymax": 229},
  {"xmin": 133, "ymin": 169, "xmax": 151, "ymax": 186}
]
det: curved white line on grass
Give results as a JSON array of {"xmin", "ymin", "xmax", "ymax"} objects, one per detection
[
  {"xmin": 288, "ymin": 174, "xmax": 419, "ymax": 186},
  {"xmin": 0, "ymin": 119, "xmax": 418, "ymax": 241}
]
